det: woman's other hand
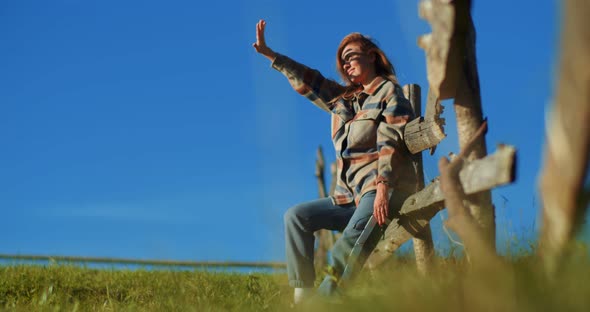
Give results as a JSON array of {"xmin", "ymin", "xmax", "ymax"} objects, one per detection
[
  {"xmin": 374, "ymin": 183, "xmax": 389, "ymax": 226},
  {"xmin": 253, "ymin": 19, "xmax": 276, "ymax": 61}
]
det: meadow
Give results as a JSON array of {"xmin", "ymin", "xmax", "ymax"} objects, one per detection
[{"xmin": 1, "ymin": 244, "xmax": 589, "ymax": 312}]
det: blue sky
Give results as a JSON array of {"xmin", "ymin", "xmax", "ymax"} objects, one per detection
[{"xmin": 0, "ymin": 0, "xmax": 575, "ymax": 263}]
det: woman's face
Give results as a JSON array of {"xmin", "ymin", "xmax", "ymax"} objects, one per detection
[{"xmin": 341, "ymin": 42, "xmax": 375, "ymax": 85}]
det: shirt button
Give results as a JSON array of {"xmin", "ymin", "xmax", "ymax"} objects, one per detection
[{"xmin": 363, "ymin": 114, "xmax": 367, "ymax": 118}]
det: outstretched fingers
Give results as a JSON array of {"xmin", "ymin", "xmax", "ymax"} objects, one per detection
[
  {"xmin": 253, "ymin": 19, "xmax": 275, "ymax": 60},
  {"xmin": 255, "ymin": 19, "xmax": 266, "ymax": 49},
  {"xmin": 259, "ymin": 20, "xmax": 266, "ymax": 45}
]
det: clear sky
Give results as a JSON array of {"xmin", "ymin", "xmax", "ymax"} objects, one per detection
[{"xmin": 1, "ymin": 0, "xmax": 578, "ymax": 263}]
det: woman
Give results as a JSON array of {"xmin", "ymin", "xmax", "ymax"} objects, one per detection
[{"xmin": 253, "ymin": 20, "xmax": 416, "ymax": 303}]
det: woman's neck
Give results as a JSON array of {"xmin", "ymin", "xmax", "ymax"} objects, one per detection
[{"xmin": 361, "ymin": 73, "xmax": 379, "ymax": 92}]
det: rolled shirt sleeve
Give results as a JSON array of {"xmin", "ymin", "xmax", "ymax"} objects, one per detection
[
  {"xmin": 271, "ymin": 53, "xmax": 345, "ymax": 113},
  {"xmin": 376, "ymin": 86, "xmax": 414, "ymax": 186}
]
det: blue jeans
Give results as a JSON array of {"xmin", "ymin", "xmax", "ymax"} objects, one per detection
[{"xmin": 283, "ymin": 191, "xmax": 381, "ymax": 288}]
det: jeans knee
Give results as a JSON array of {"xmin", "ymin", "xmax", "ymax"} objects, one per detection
[
  {"xmin": 339, "ymin": 216, "xmax": 370, "ymax": 242},
  {"xmin": 284, "ymin": 204, "xmax": 302, "ymax": 226},
  {"xmin": 351, "ymin": 216, "xmax": 370, "ymax": 231}
]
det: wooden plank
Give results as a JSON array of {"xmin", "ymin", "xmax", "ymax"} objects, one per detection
[
  {"xmin": 366, "ymin": 144, "xmax": 516, "ymax": 268},
  {"xmin": 403, "ymin": 86, "xmax": 446, "ymax": 155},
  {"xmin": 404, "ymin": 117, "xmax": 446, "ymax": 154},
  {"xmin": 404, "ymin": 118, "xmax": 445, "ymax": 135}
]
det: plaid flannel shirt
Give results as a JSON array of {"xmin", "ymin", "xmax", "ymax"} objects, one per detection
[{"xmin": 272, "ymin": 54, "xmax": 416, "ymax": 206}]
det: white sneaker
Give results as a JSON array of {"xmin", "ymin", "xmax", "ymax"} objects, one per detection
[{"xmin": 293, "ymin": 287, "xmax": 314, "ymax": 305}]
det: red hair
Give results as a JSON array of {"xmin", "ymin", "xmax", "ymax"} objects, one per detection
[{"xmin": 335, "ymin": 33, "xmax": 398, "ymax": 99}]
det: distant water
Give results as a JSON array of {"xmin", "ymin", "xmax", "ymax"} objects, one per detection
[{"xmin": 0, "ymin": 258, "xmax": 286, "ymax": 274}]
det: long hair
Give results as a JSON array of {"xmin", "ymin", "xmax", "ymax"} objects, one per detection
[{"xmin": 335, "ymin": 33, "xmax": 399, "ymax": 100}]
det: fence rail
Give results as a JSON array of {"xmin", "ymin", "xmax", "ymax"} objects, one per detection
[{"xmin": 0, "ymin": 254, "xmax": 286, "ymax": 269}]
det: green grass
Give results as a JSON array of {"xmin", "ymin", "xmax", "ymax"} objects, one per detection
[
  {"xmin": 0, "ymin": 265, "xmax": 290, "ymax": 311},
  {"xmin": 1, "ymin": 245, "xmax": 590, "ymax": 311}
]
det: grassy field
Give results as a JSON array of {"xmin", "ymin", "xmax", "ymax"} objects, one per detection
[{"xmin": 1, "ymin": 246, "xmax": 590, "ymax": 311}]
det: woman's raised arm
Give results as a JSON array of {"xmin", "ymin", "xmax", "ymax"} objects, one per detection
[{"xmin": 252, "ymin": 19, "xmax": 345, "ymax": 112}]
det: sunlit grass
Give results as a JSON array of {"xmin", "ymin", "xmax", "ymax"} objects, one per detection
[
  {"xmin": 0, "ymin": 265, "xmax": 290, "ymax": 311},
  {"xmin": 1, "ymin": 244, "xmax": 589, "ymax": 311}
]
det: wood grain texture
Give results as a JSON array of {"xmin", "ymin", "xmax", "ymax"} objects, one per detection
[
  {"xmin": 403, "ymin": 84, "xmax": 435, "ymax": 275},
  {"xmin": 366, "ymin": 144, "xmax": 515, "ymax": 268}
]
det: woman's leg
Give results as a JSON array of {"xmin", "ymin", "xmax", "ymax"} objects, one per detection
[
  {"xmin": 318, "ymin": 191, "xmax": 382, "ymax": 294},
  {"xmin": 284, "ymin": 197, "xmax": 355, "ymax": 288}
]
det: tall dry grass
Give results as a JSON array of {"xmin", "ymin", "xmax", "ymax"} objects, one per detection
[{"xmin": 1, "ymin": 243, "xmax": 589, "ymax": 311}]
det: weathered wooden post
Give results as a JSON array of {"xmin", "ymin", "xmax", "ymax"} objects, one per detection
[
  {"xmin": 538, "ymin": 0, "xmax": 590, "ymax": 275},
  {"xmin": 314, "ymin": 146, "xmax": 334, "ymax": 272},
  {"xmin": 403, "ymin": 84, "xmax": 435, "ymax": 274},
  {"xmin": 418, "ymin": 0, "xmax": 496, "ymax": 250},
  {"xmin": 364, "ymin": 0, "xmax": 518, "ymax": 268}
]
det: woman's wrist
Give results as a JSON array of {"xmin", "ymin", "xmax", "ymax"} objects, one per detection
[
  {"xmin": 376, "ymin": 180, "xmax": 389, "ymax": 191},
  {"xmin": 264, "ymin": 49, "xmax": 277, "ymax": 62}
]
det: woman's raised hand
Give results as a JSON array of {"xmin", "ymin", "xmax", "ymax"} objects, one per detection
[{"xmin": 253, "ymin": 19, "xmax": 276, "ymax": 61}]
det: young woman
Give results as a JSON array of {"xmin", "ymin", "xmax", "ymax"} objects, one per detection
[{"xmin": 253, "ymin": 19, "xmax": 417, "ymax": 303}]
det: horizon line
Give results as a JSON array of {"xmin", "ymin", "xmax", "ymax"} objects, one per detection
[{"xmin": 0, "ymin": 253, "xmax": 286, "ymax": 269}]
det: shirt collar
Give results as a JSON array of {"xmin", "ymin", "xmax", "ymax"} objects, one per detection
[{"xmin": 360, "ymin": 76, "xmax": 388, "ymax": 96}]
